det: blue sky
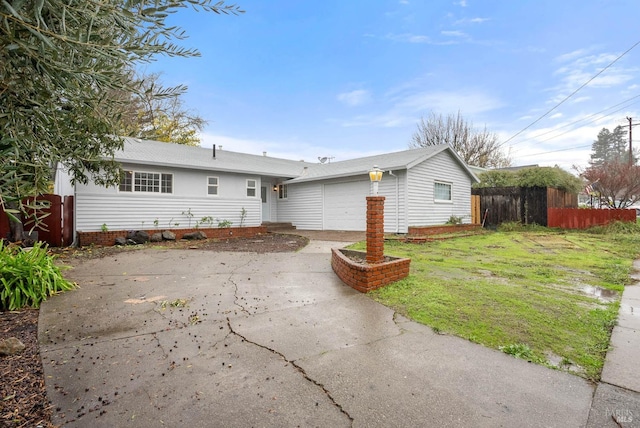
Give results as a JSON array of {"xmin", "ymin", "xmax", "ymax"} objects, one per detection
[{"xmin": 142, "ymin": 0, "xmax": 640, "ymax": 171}]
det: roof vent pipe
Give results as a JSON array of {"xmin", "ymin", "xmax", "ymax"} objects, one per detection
[
  {"xmin": 213, "ymin": 144, "xmax": 216, "ymax": 159},
  {"xmin": 263, "ymin": 151, "xmax": 267, "ymax": 157}
]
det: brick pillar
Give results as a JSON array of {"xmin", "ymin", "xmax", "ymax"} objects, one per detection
[{"xmin": 366, "ymin": 196, "xmax": 385, "ymax": 264}]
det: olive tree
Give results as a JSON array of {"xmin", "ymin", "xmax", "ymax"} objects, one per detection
[{"xmin": 0, "ymin": 0, "xmax": 241, "ymax": 240}]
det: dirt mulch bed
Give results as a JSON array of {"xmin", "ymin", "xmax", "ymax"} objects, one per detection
[
  {"xmin": 1, "ymin": 233, "xmax": 311, "ymax": 427},
  {"xmin": 0, "ymin": 309, "xmax": 55, "ymax": 428}
]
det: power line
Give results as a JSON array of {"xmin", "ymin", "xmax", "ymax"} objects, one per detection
[
  {"xmin": 507, "ymin": 94, "xmax": 640, "ymax": 147},
  {"xmin": 500, "ymin": 39, "xmax": 640, "ymax": 147},
  {"xmin": 517, "ymin": 144, "xmax": 592, "ymax": 157}
]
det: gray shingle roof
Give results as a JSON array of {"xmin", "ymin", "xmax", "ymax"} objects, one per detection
[
  {"xmin": 287, "ymin": 144, "xmax": 478, "ymax": 183},
  {"xmin": 114, "ymin": 138, "xmax": 478, "ymax": 183},
  {"xmin": 115, "ymin": 138, "xmax": 312, "ymax": 178}
]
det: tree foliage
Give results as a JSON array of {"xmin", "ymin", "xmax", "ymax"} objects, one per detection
[
  {"xmin": 582, "ymin": 161, "xmax": 640, "ymax": 208},
  {"xmin": 590, "ymin": 126, "xmax": 630, "ymax": 166},
  {"xmin": 582, "ymin": 125, "xmax": 640, "ymax": 208},
  {"xmin": 474, "ymin": 166, "xmax": 583, "ymax": 193},
  {"xmin": 1, "ymin": 0, "xmax": 241, "ymax": 238},
  {"xmin": 116, "ymin": 72, "xmax": 207, "ymax": 146},
  {"xmin": 410, "ymin": 111, "xmax": 511, "ymax": 168}
]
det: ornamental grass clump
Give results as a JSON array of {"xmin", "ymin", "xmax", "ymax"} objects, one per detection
[{"xmin": 0, "ymin": 241, "xmax": 76, "ymax": 310}]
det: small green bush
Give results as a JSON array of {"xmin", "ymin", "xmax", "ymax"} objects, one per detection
[
  {"xmin": 445, "ymin": 215, "xmax": 463, "ymax": 225},
  {"xmin": 0, "ymin": 241, "xmax": 76, "ymax": 310}
]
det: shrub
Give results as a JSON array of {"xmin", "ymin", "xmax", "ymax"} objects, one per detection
[{"xmin": 0, "ymin": 241, "xmax": 76, "ymax": 310}]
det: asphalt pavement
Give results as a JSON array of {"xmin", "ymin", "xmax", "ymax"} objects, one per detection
[{"xmin": 38, "ymin": 238, "xmax": 639, "ymax": 427}]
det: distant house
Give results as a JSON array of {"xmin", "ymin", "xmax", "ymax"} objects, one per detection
[{"xmin": 56, "ymin": 138, "xmax": 479, "ymax": 235}]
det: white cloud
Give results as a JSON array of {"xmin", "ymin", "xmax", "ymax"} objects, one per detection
[
  {"xmin": 397, "ymin": 90, "xmax": 504, "ymax": 116},
  {"xmin": 441, "ymin": 30, "xmax": 466, "ymax": 37},
  {"xmin": 335, "ymin": 88, "xmax": 503, "ymax": 131},
  {"xmin": 555, "ymin": 48, "xmax": 590, "ymax": 63},
  {"xmin": 198, "ymin": 133, "xmax": 381, "ymax": 163},
  {"xmin": 385, "ymin": 33, "xmax": 431, "ymax": 44},
  {"xmin": 337, "ymin": 89, "xmax": 372, "ymax": 107},
  {"xmin": 456, "ymin": 0, "xmax": 467, "ymax": 6},
  {"xmin": 454, "ymin": 17, "xmax": 489, "ymax": 25},
  {"xmin": 549, "ymin": 113, "xmax": 563, "ymax": 119}
]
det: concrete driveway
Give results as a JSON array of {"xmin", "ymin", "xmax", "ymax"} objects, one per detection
[{"xmin": 39, "ymin": 241, "xmax": 594, "ymax": 427}]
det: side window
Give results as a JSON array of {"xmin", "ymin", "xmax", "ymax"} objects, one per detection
[
  {"xmin": 246, "ymin": 179, "xmax": 257, "ymax": 197},
  {"xmin": 119, "ymin": 170, "xmax": 132, "ymax": 192},
  {"xmin": 278, "ymin": 184, "xmax": 288, "ymax": 200},
  {"xmin": 207, "ymin": 176, "xmax": 219, "ymax": 195},
  {"xmin": 434, "ymin": 181, "xmax": 452, "ymax": 202}
]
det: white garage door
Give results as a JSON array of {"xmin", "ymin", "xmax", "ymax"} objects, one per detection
[{"xmin": 323, "ymin": 180, "xmax": 370, "ymax": 230}]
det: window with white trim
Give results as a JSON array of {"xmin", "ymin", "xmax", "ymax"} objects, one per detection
[
  {"xmin": 119, "ymin": 171, "xmax": 132, "ymax": 192},
  {"xmin": 434, "ymin": 181, "xmax": 452, "ymax": 202},
  {"xmin": 207, "ymin": 176, "xmax": 219, "ymax": 195},
  {"xmin": 119, "ymin": 170, "xmax": 173, "ymax": 193},
  {"xmin": 278, "ymin": 184, "xmax": 288, "ymax": 200},
  {"xmin": 246, "ymin": 179, "xmax": 257, "ymax": 197}
]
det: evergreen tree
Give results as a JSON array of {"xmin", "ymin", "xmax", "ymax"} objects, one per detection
[{"xmin": 589, "ymin": 126, "xmax": 628, "ymax": 166}]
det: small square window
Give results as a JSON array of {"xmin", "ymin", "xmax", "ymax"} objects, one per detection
[
  {"xmin": 434, "ymin": 181, "xmax": 452, "ymax": 202},
  {"xmin": 246, "ymin": 179, "xmax": 257, "ymax": 197},
  {"xmin": 207, "ymin": 176, "xmax": 219, "ymax": 195}
]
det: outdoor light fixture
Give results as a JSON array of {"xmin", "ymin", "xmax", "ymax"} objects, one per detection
[
  {"xmin": 369, "ymin": 165, "xmax": 383, "ymax": 195},
  {"xmin": 273, "ymin": 185, "xmax": 278, "ymax": 192}
]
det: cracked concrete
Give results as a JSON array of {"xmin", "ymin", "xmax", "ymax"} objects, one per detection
[{"xmin": 40, "ymin": 244, "xmax": 596, "ymax": 427}]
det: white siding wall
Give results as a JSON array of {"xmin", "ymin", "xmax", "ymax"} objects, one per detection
[
  {"xmin": 276, "ymin": 182, "xmax": 323, "ymax": 230},
  {"xmin": 407, "ymin": 151, "xmax": 473, "ymax": 226},
  {"xmin": 75, "ymin": 164, "xmax": 262, "ymax": 231},
  {"xmin": 277, "ymin": 173, "xmax": 407, "ymax": 233},
  {"xmin": 380, "ymin": 170, "xmax": 408, "ymax": 234}
]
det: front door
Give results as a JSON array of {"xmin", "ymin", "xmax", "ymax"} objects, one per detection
[{"xmin": 261, "ymin": 185, "xmax": 270, "ymax": 221}]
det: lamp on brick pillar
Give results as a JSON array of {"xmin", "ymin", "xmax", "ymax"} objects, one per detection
[
  {"xmin": 368, "ymin": 165, "xmax": 383, "ymax": 196},
  {"xmin": 367, "ymin": 166, "xmax": 385, "ymax": 264}
]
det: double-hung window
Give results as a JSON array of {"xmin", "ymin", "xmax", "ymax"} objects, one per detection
[
  {"xmin": 207, "ymin": 176, "xmax": 219, "ymax": 195},
  {"xmin": 434, "ymin": 181, "xmax": 452, "ymax": 202},
  {"xmin": 246, "ymin": 179, "xmax": 257, "ymax": 197},
  {"xmin": 278, "ymin": 184, "xmax": 288, "ymax": 200}
]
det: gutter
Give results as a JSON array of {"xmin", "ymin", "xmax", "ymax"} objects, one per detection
[{"xmin": 388, "ymin": 170, "xmax": 400, "ymax": 234}]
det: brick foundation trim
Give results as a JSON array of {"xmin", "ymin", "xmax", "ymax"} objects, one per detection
[
  {"xmin": 331, "ymin": 248, "xmax": 410, "ymax": 293},
  {"xmin": 77, "ymin": 226, "xmax": 267, "ymax": 247},
  {"xmin": 408, "ymin": 224, "xmax": 481, "ymax": 236}
]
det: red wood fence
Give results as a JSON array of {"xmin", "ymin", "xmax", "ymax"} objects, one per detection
[
  {"xmin": 547, "ymin": 208, "xmax": 636, "ymax": 229},
  {"xmin": 0, "ymin": 194, "xmax": 74, "ymax": 247}
]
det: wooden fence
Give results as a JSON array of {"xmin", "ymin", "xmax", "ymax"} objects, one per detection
[
  {"xmin": 471, "ymin": 186, "xmax": 578, "ymax": 227},
  {"xmin": 0, "ymin": 194, "xmax": 74, "ymax": 246},
  {"xmin": 547, "ymin": 208, "xmax": 636, "ymax": 229}
]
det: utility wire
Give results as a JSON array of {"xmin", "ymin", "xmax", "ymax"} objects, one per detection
[
  {"xmin": 507, "ymin": 94, "xmax": 640, "ymax": 147},
  {"xmin": 500, "ymin": 40, "xmax": 640, "ymax": 147},
  {"xmin": 518, "ymin": 144, "xmax": 592, "ymax": 157},
  {"xmin": 510, "ymin": 100, "xmax": 640, "ymax": 151}
]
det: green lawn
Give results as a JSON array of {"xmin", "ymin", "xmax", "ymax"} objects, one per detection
[{"xmin": 350, "ymin": 225, "xmax": 640, "ymax": 381}]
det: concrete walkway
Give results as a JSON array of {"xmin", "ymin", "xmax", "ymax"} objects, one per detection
[
  {"xmin": 586, "ymin": 260, "xmax": 640, "ymax": 427},
  {"xmin": 39, "ymin": 239, "xmax": 637, "ymax": 427}
]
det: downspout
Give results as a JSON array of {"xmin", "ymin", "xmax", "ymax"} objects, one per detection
[{"xmin": 388, "ymin": 170, "xmax": 400, "ymax": 234}]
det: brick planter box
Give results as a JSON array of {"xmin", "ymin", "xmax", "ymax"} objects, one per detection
[
  {"xmin": 331, "ymin": 248, "xmax": 410, "ymax": 293},
  {"xmin": 77, "ymin": 226, "xmax": 267, "ymax": 247},
  {"xmin": 408, "ymin": 224, "xmax": 481, "ymax": 236}
]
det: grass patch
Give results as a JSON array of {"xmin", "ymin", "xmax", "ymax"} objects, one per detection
[{"xmin": 356, "ymin": 227, "xmax": 640, "ymax": 381}]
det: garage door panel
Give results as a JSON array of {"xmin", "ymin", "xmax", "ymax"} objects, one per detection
[{"xmin": 324, "ymin": 181, "xmax": 369, "ymax": 230}]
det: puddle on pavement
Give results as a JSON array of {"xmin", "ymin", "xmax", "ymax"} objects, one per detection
[{"xmin": 581, "ymin": 286, "xmax": 618, "ymax": 302}]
